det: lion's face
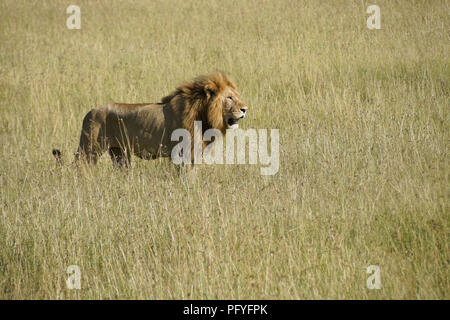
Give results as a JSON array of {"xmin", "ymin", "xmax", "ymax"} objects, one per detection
[{"xmin": 221, "ymin": 87, "xmax": 248, "ymax": 129}]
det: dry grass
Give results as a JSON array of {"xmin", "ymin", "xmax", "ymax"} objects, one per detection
[{"xmin": 0, "ymin": 0, "xmax": 448, "ymax": 299}]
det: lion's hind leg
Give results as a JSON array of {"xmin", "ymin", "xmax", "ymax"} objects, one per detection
[
  {"xmin": 74, "ymin": 110, "xmax": 109, "ymax": 165},
  {"xmin": 75, "ymin": 133, "xmax": 102, "ymax": 165}
]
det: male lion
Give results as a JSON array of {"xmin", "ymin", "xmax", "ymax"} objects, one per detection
[{"xmin": 52, "ymin": 72, "xmax": 248, "ymax": 168}]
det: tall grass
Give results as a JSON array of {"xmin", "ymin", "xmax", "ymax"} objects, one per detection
[{"xmin": 0, "ymin": 0, "xmax": 448, "ymax": 299}]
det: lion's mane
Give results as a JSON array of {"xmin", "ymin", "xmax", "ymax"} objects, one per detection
[{"xmin": 162, "ymin": 72, "xmax": 237, "ymax": 137}]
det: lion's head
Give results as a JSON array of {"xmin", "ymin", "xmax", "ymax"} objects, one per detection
[
  {"xmin": 161, "ymin": 72, "xmax": 248, "ymax": 137},
  {"xmin": 220, "ymin": 83, "xmax": 248, "ymax": 130}
]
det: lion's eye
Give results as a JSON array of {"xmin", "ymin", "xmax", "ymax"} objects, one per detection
[{"xmin": 227, "ymin": 96, "xmax": 233, "ymax": 101}]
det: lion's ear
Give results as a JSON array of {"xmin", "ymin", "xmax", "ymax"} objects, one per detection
[{"xmin": 204, "ymin": 83, "xmax": 218, "ymax": 99}]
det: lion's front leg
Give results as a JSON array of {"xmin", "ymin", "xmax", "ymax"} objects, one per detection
[
  {"xmin": 176, "ymin": 162, "xmax": 198, "ymax": 179},
  {"xmin": 108, "ymin": 147, "xmax": 131, "ymax": 168}
]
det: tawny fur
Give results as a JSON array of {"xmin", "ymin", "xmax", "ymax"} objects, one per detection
[{"xmin": 53, "ymin": 72, "xmax": 248, "ymax": 167}]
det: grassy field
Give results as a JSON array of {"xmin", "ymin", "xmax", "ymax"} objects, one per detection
[{"xmin": 0, "ymin": 0, "xmax": 448, "ymax": 299}]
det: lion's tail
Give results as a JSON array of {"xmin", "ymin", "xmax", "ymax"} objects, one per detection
[{"xmin": 52, "ymin": 149, "xmax": 63, "ymax": 165}]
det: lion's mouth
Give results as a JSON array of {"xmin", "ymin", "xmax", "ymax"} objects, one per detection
[{"xmin": 227, "ymin": 118, "xmax": 239, "ymax": 129}]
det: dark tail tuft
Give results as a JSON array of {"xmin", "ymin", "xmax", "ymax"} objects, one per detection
[{"xmin": 52, "ymin": 149, "xmax": 62, "ymax": 165}]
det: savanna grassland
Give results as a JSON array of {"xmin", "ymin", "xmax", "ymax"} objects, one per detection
[{"xmin": 0, "ymin": 0, "xmax": 448, "ymax": 299}]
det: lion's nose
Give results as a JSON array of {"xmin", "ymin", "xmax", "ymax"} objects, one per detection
[{"xmin": 240, "ymin": 107, "xmax": 248, "ymax": 118}]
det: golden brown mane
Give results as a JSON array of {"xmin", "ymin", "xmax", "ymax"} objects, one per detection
[{"xmin": 162, "ymin": 72, "xmax": 237, "ymax": 137}]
